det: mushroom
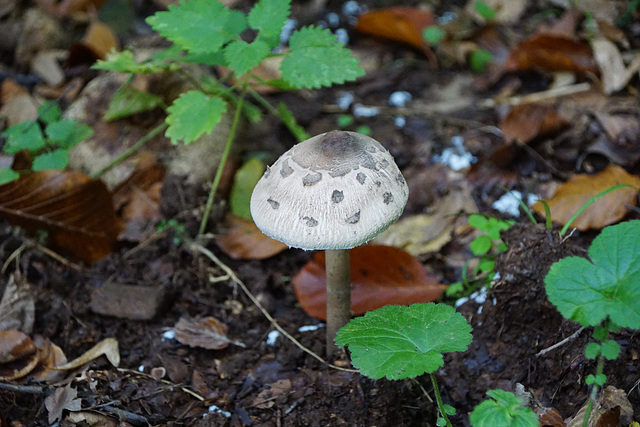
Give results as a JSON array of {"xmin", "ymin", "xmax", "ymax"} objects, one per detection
[{"xmin": 250, "ymin": 130, "xmax": 409, "ymax": 353}]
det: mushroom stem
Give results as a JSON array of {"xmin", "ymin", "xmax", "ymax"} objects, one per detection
[{"xmin": 325, "ymin": 248, "xmax": 351, "ymax": 354}]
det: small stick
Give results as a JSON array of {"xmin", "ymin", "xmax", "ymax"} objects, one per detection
[{"xmin": 535, "ymin": 326, "xmax": 585, "ymax": 357}]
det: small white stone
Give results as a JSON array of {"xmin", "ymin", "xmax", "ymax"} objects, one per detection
[
  {"xmin": 299, "ymin": 323, "xmax": 324, "ymax": 332},
  {"xmin": 335, "ymin": 28, "xmax": 349, "ymax": 44},
  {"xmin": 388, "ymin": 91, "xmax": 412, "ymax": 107},
  {"xmin": 266, "ymin": 330, "xmax": 280, "ymax": 346},
  {"xmin": 353, "ymin": 103, "xmax": 380, "ymax": 117},
  {"xmin": 336, "ymin": 92, "xmax": 354, "ymax": 110},
  {"xmin": 492, "ymin": 191, "xmax": 540, "ymax": 217},
  {"xmin": 161, "ymin": 330, "xmax": 175, "ymax": 341},
  {"xmin": 394, "ymin": 116, "xmax": 406, "ymax": 128}
]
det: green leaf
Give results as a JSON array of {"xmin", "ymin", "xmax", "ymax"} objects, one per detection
[
  {"xmin": 0, "ymin": 168, "xmax": 20, "ymax": 185},
  {"xmin": 476, "ymin": 258, "xmax": 495, "ymax": 274},
  {"xmin": 436, "ymin": 418, "xmax": 447, "ymax": 427},
  {"xmin": 248, "ymin": 0, "xmax": 290, "ymax": 42},
  {"xmin": 146, "ymin": 0, "xmax": 246, "ymax": 54},
  {"xmin": 468, "ymin": 214, "xmax": 488, "ymax": 231},
  {"xmin": 335, "ymin": 303, "xmax": 472, "ymax": 380},
  {"xmin": 37, "ymin": 101, "xmax": 62, "ymax": 124},
  {"xmin": 474, "ymin": 1, "xmax": 497, "ymax": 20},
  {"xmin": 592, "ymin": 326, "xmax": 606, "ymax": 340},
  {"xmin": 32, "ymin": 149, "xmax": 69, "ymax": 171},
  {"xmin": 470, "ymin": 235, "xmax": 492, "ymax": 255},
  {"xmin": 281, "ymin": 26, "xmax": 364, "ymax": 89},
  {"xmin": 600, "ymin": 339, "xmax": 620, "ymax": 360},
  {"xmin": 469, "ymin": 389, "xmax": 538, "ymax": 427},
  {"xmin": 585, "ymin": 373, "xmax": 607, "ymax": 386},
  {"xmin": 230, "ymin": 157, "xmax": 265, "ymax": 221},
  {"xmin": 224, "ymin": 40, "xmax": 270, "ymax": 76},
  {"xmin": 104, "ymin": 85, "xmax": 165, "ymax": 121},
  {"xmin": 544, "ymin": 220, "xmax": 640, "ymax": 329},
  {"xmin": 423, "ymin": 26, "xmax": 446, "ymax": 44},
  {"xmin": 470, "ymin": 49, "xmax": 493, "ymax": 72},
  {"xmin": 443, "ymin": 404, "xmax": 456, "ymax": 416},
  {"xmin": 2, "ymin": 121, "xmax": 45, "ymax": 154},
  {"xmin": 45, "ymin": 120, "xmax": 94, "ymax": 149},
  {"xmin": 165, "ymin": 91, "xmax": 227, "ymax": 145},
  {"xmin": 584, "ymin": 342, "xmax": 601, "ymax": 359},
  {"xmin": 92, "ymin": 50, "xmax": 177, "ymax": 74}
]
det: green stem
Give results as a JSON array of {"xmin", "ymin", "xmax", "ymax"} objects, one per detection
[
  {"xmin": 560, "ymin": 184, "xmax": 632, "ymax": 236},
  {"xmin": 247, "ymin": 87, "xmax": 309, "ymax": 142},
  {"xmin": 582, "ymin": 355, "xmax": 604, "ymax": 427},
  {"xmin": 198, "ymin": 83, "xmax": 247, "ymax": 236},
  {"xmin": 90, "ymin": 122, "xmax": 168, "ymax": 179},
  {"xmin": 430, "ymin": 373, "xmax": 453, "ymax": 427}
]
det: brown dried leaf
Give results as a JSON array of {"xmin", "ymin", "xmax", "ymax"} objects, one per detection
[
  {"xmin": 252, "ymin": 379, "xmax": 291, "ymax": 409},
  {"xmin": 0, "ymin": 170, "xmax": 122, "ymax": 263},
  {"xmin": 536, "ymin": 406, "xmax": 566, "ymax": 427},
  {"xmin": 532, "ymin": 165, "xmax": 640, "ymax": 230},
  {"xmin": 501, "ymin": 104, "xmax": 569, "ymax": 143},
  {"xmin": 172, "ymin": 316, "xmax": 232, "ymax": 350},
  {"xmin": 45, "ymin": 383, "xmax": 82, "ymax": 424},
  {"xmin": 82, "ymin": 20, "xmax": 119, "ymax": 60},
  {"xmin": 216, "ymin": 214, "xmax": 288, "ymax": 260},
  {"xmin": 591, "ymin": 38, "xmax": 640, "ymax": 94},
  {"xmin": 0, "ymin": 273, "xmax": 35, "ymax": 334},
  {"xmin": 0, "ymin": 330, "xmax": 36, "ymax": 363},
  {"xmin": 54, "ymin": 337, "xmax": 120, "ymax": 370},
  {"xmin": 112, "ymin": 153, "xmax": 165, "ymax": 222},
  {"xmin": 504, "ymin": 34, "xmax": 597, "ymax": 74},
  {"xmin": 29, "ymin": 336, "xmax": 68, "ymax": 382},
  {"xmin": 566, "ymin": 386, "xmax": 633, "ymax": 427},
  {"xmin": 293, "ymin": 245, "xmax": 447, "ymax": 320}
]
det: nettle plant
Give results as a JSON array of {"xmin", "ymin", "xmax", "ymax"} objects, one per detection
[
  {"xmin": 0, "ymin": 102, "xmax": 93, "ymax": 184},
  {"xmin": 544, "ymin": 220, "xmax": 640, "ymax": 427}
]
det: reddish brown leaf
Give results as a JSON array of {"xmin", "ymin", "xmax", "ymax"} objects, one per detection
[
  {"xmin": 216, "ymin": 214, "xmax": 288, "ymax": 260},
  {"xmin": 173, "ymin": 316, "xmax": 232, "ymax": 350},
  {"xmin": 532, "ymin": 165, "xmax": 640, "ymax": 230},
  {"xmin": 501, "ymin": 104, "xmax": 569, "ymax": 143},
  {"xmin": 355, "ymin": 7, "xmax": 436, "ymax": 55},
  {"xmin": 0, "ymin": 330, "xmax": 36, "ymax": 364},
  {"xmin": 293, "ymin": 245, "xmax": 447, "ymax": 320},
  {"xmin": 536, "ymin": 406, "xmax": 566, "ymax": 427},
  {"xmin": 112, "ymin": 153, "xmax": 165, "ymax": 222},
  {"xmin": 0, "ymin": 170, "xmax": 122, "ymax": 262},
  {"xmin": 504, "ymin": 34, "xmax": 597, "ymax": 74}
]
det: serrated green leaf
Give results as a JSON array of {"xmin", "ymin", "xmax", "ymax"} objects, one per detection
[
  {"xmin": 45, "ymin": 120, "xmax": 94, "ymax": 149},
  {"xmin": 470, "ymin": 235, "xmax": 492, "ymax": 255},
  {"xmin": 146, "ymin": 0, "xmax": 246, "ymax": 54},
  {"xmin": 469, "ymin": 389, "xmax": 538, "ymax": 427},
  {"xmin": 592, "ymin": 326, "xmax": 606, "ymax": 340},
  {"xmin": 600, "ymin": 339, "xmax": 620, "ymax": 360},
  {"xmin": 468, "ymin": 214, "xmax": 488, "ymax": 231},
  {"xmin": 37, "ymin": 101, "xmax": 62, "ymax": 124},
  {"xmin": 584, "ymin": 342, "xmax": 601, "ymax": 359},
  {"xmin": 544, "ymin": 220, "xmax": 640, "ymax": 329},
  {"xmin": 0, "ymin": 168, "xmax": 20, "ymax": 185},
  {"xmin": 224, "ymin": 40, "xmax": 270, "ymax": 76},
  {"xmin": 248, "ymin": 0, "xmax": 290, "ymax": 42},
  {"xmin": 165, "ymin": 91, "xmax": 227, "ymax": 145},
  {"xmin": 104, "ymin": 85, "xmax": 165, "ymax": 121},
  {"xmin": 32, "ymin": 149, "xmax": 69, "ymax": 171},
  {"xmin": 92, "ymin": 50, "xmax": 177, "ymax": 74},
  {"xmin": 281, "ymin": 26, "xmax": 363, "ymax": 89},
  {"xmin": 335, "ymin": 303, "xmax": 472, "ymax": 380},
  {"xmin": 2, "ymin": 121, "xmax": 45, "ymax": 154},
  {"xmin": 230, "ymin": 157, "xmax": 265, "ymax": 220}
]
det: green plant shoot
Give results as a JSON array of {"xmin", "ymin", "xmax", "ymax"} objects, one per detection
[{"xmin": 469, "ymin": 389, "xmax": 538, "ymax": 427}]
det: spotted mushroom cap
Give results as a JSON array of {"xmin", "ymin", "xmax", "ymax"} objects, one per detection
[{"xmin": 250, "ymin": 130, "xmax": 409, "ymax": 250}]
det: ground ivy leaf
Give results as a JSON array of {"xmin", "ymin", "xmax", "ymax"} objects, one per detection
[
  {"xmin": 45, "ymin": 120, "xmax": 94, "ymax": 149},
  {"xmin": 281, "ymin": 26, "xmax": 364, "ymax": 89},
  {"xmin": 469, "ymin": 389, "xmax": 538, "ymax": 427},
  {"xmin": 544, "ymin": 220, "xmax": 640, "ymax": 329},
  {"xmin": 0, "ymin": 168, "xmax": 20, "ymax": 185},
  {"xmin": 146, "ymin": 0, "xmax": 246, "ymax": 54},
  {"xmin": 248, "ymin": 0, "xmax": 290, "ymax": 42},
  {"xmin": 32, "ymin": 149, "xmax": 69, "ymax": 171},
  {"xmin": 224, "ymin": 40, "xmax": 270, "ymax": 76},
  {"xmin": 335, "ymin": 303, "xmax": 472, "ymax": 380},
  {"xmin": 2, "ymin": 121, "xmax": 45, "ymax": 154},
  {"xmin": 165, "ymin": 91, "xmax": 227, "ymax": 145}
]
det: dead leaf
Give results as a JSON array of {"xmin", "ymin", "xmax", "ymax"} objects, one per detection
[
  {"xmin": 82, "ymin": 20, "xmax": 119, "ymax": 60},
  {"xmin": 0, "ymin": 170, "xmax": 122, "ymax": 263},
  {"xmin": 532, "ymin": 165, "xmax": 640, "ymax": 230},
  {"xmin": 29, "ymin": 336, "xmax": 68, "ymax": 382},
  {"xmin": 112, "ymin": 152, "xmax": 165, "ymax": 222},
  {"xmin": 504, "ymin": 34, "xmax": 597, "ymax": 74},
  {"xmin": 591, "ymin": 38, "xmax": 640, "ymax": 94},
  {"xmin": 293, "ymin": 245, "xmax": 447, "ymax": 320},
  {"xmin": 0, "ymin": 329, "xmax": 36, "ymax": 364},
  {"xmin": 172, "ymin": 316, "xmax": 233, "ymax": 350},
  {"xmin": 501, "ymin": 103, "xmax": 569, "ymax": 143},
  {"xmin": 252, "ymin": 379, "xmax": 291, "ymax": 409},
  {"xmin": 566, "ymin": 386, "xmax": 633, "ymax": 427},
  {"xmin": 45, "ymin": 383, "xmax": 82, "ymax": 424},
  {"xmin": 216, "ymin": 214, "xmax": 288, "ymax": 260},
  {"xmin": 54, "ymin": 337, "xmax": 120, "ymax": 370},
  {"xmin": 0, "ymin": 273, "xmax": 35, "ymax": 334},
  {"xmin": 355, "ymin": 7, "xmax": 436, "ymax": 56},
  {"xmin": 536, "ymin": 406, "xmax": 566, "ymax": 427}
]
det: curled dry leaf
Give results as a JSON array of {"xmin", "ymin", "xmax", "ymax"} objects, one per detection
[
  {"xmin": 0, "ymin": 272, "xmax": 35, "ymax": 334},
  {"xmin": 591, "ymin": 38, "xmax": 640, "ymax": 95},
  {"xmin": 504, "ymin": 34, "xmax": 598, "ymax": 74},
  {"xmin": 172, "ymin": 316, "xmax": 233, "ymax": 350},
  {"xmin": 45, "ymin": 383, "xmax": 82, "ymax": 424},
  {"xmin": 566, "ymin": 386, "xmax": 633, "ymax": 427},
  {"xmin": 532, "ymin": 165, "xmax": 640, "ymax": 230},
  {"xmin": 0, "ymin": 330, "xmax": 39, "ymax": 381},
  {"xmin": 54, "ymin": 337, "xmax": 120, "ymax": 370},
  {"xmin": 501, "ymin": 103, "xmax": 569, "ymax": 144},
  {"xmin": 216, "ymin": 214, "xmax": 288, "ymax": 260},
  {"xmin": 112, "ymin": 152, "xmax": 165, "ymax": 222},
  {"xmin": 293, "ymin": 245, "xmax": 447, "ymax": 320},
  {"xmin": 0, "ymin": 170, "xmax": 122, "ymax": 263}
]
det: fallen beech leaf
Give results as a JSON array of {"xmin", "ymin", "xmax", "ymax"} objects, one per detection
[
  {"xmin": 172, "ymin": 316, "xmax": 233, "ymax": 350},
  {"xmin": 45, "ymin": 383, "xmax": 82, "ymax": 424},
  {"xmin": 536, "ymin": 406, "xmax": 566, "ymax": 427},
  {"xmin": 30, "ymin": 336, "xmax": 67, "ymax": 382},
  {"xmin": 501, "ymin": 103, "xmax": 569, "ymax": 143},
  {"xmin": 0, "ymin": 273, "xmax": 35, "ymax": 333},
  {"xmin": 0, "ymin": 330, "xmax": 36, "ymax": 363},
  {"xmin": 293, "ymin": 245, "xmax": 447, "ymax": 320},
  {"xmin": 591, "ymin": 38, "xmax": 640, "ymax": 94},
  {"xmin": 82, "ymin": 21, "xmax": 119, "ymax": 60},
  {"xmin": 253, "ymin": 379, "xmax": 291, "ymax": 409},
  {"xmin": 0, "ymin": 170, "xmax": 122, "ymax": 263},
  {"xmin": 54, "ymin": 337, "xmax": 120, "ymax": 370},
  {"xmin": 356, "ymin": 7, "xmax": 435, "ymax": 55},
  {"xmin": 112, "ymin": 153, "xmax": 165, "ymax": 222},
  {"xmin": 216, "ymin": 214, "xmax": 288, "ymax": 260},
  {"xmin": 504, "ymin": 34, "xmax": 597, "ymax": 74},
  {"xmin": 532, "ymin": 165, "xmax": 640, "ymax": 230}
]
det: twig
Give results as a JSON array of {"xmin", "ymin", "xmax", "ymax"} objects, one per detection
[
  {"xmin": 190, "ymin": 242, "xmax": 357, "ymax": 373},
  {"xmin": 0, "ymin": 382, "xmax": 45, "ymax": 394},
  {"xmin": 535, "ymin": 326, "xmax": 585, "ymax": 357},
  {"xmin": 480, "ymin": 83, "xmax": 592, "ymax": 107}
]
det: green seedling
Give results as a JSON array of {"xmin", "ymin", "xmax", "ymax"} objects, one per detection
[
  {"xmin": 156, "ymin": 219, "xmax": 189, "ymax": 245},
  {"xmin": 0, "ymin": 102, "xmax": 93, "ymax": 184},
  {"xmin": 423, "ymin": 26, "xmax": 447, "ymax": 45},
  {"xmin": 544, "ymin": 220, "xmax": 640, "ymax": 427},
  {"xmin": 474, "ymin": 1, "xmax": 497, "ymax": 20},
  {"xmin": 469, "ymin": 49, "xmax": 493, "ymax": 73},
  {"xmin": 469, "ymin": 389, "xmax": 538, "ymax": 427},
  {"xmin": 335, "ymin": 303, "xmax": 472, "ymax": 427}
]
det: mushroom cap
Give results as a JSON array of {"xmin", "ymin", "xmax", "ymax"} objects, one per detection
[{"xmin": 250, "ymin": 130, "xmax": 409, "ymax": 250}]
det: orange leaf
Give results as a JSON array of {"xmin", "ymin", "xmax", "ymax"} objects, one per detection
[
  {"xmin": 532, "ymin": 165, "xmax": 640, "ymax": 230},
  {"xmin": 112, "ymin": 153, "xmax": 165, "ymax": 222},
  {"xmin": 0, "ymin": 170, "xmax": 122, "ymax": 262},
  {"xmin": 216, "ymin": 214, "xmax": 288, "ymax": 260},
  {"xmin": 293, "ymin": 245, "xmax": 446, "ymax": 320},
  {"xmin": 355, "ymin": 7, "xmax": 435, "ymax": 54},
  {"xmin": 501, "ymin": 104, "xmax": 569, "ymax": 143},
  {"xmin": 82, "ymin": 20, "xmax": 119, "ymax": 60},
  {"xmin": 504, "ymin": 34, "xmax": 597, "ymax": 74}
]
